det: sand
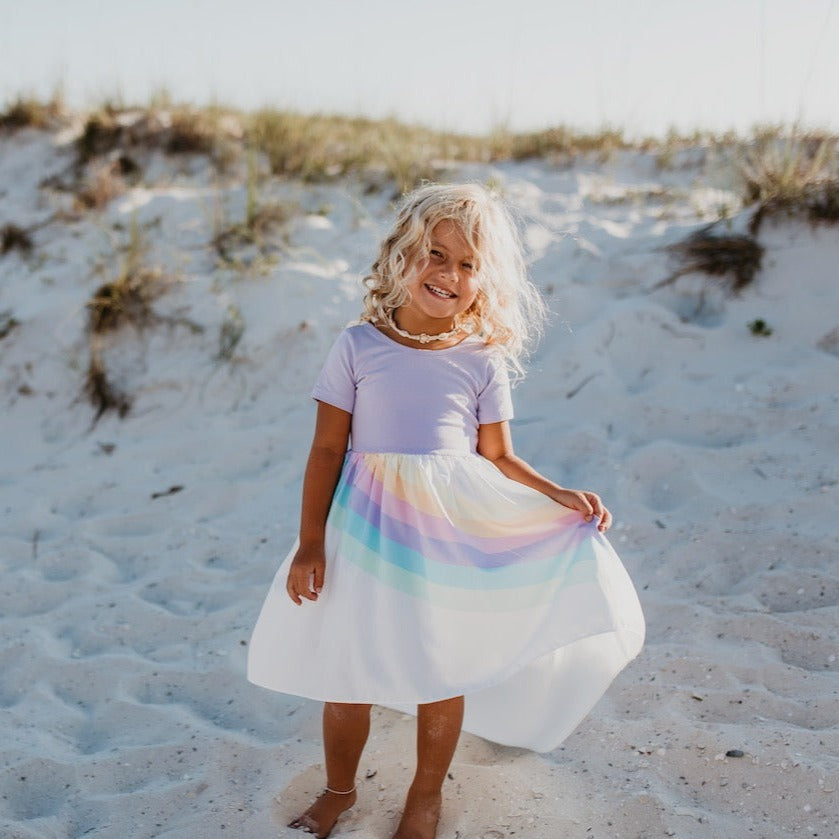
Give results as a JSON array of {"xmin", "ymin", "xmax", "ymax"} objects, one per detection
[{"xmin": 1, "ymin": 122, "xmax": 837, "ymax": 838}]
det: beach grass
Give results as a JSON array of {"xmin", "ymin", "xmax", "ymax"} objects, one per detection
[
  {"xmin": 0, "ymin": 92, "xmax": 65, "ymax": 130},
  {"xmin": 4, "ymin": 93, "xmax": 837, "ymax": 212},
  {"xmin": 85, "ymin": 216, "xmax": 163, "ymax": 334},
  {"xmin": 82, "ymin": 215, "xmax": 203, "ymax": 420},
  {"xmin": 738, "ymin": 129, "xmax": 839, "ymax": 232}
]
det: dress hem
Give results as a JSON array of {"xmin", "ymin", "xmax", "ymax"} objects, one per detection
[{"xmin": 246, "ymin": 623, "xmax": 645, "ymax": 708}]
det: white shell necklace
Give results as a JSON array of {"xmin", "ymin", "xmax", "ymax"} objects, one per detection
[{"xmin": 384, "ymin": 312, "xmax": 464, "ymax": 345}]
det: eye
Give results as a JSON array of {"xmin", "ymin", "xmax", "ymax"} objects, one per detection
[
  {"xmin": 430, "ymin": 249, "xmax": 444, "ymax": 259},
  {"xmin": 462, "ymin": 261, "xmax": 474, "ymax": 272}
]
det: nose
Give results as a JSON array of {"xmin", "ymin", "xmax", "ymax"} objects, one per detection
[{"xmin": 439, "ymin": 260, "xmax": 459, "ymax": 281}]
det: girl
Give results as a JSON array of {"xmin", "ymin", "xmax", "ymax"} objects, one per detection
[{"xmin": 248, "ymin": 183, "xmax": 645, "ymax": 839}]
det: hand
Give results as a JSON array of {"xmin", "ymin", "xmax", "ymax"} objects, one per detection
[
  {"xmin": 286, "ymin": 544, "xmax": 326, "ymax": 605},
  {"xmin": 552, "ymin": 488, "xmax": 613, "ymax": 533}
]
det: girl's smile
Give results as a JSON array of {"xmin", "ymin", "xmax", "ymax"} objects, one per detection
[{"xmin": 395, "ymin": 220, "xmax": 479, "ymax": 334}]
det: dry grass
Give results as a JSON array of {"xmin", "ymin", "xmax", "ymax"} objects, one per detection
[
  {"xmin": 490, "ymin": 125, "xmax": 628, "ymax": 162},
  {"xmin": 217, "ymin": 303, "xmax": 245, "ymax": 361},
  {"xmin": 738, "ymin": 130, "xmax": 839, "ymax": 233},
  {"xmin": 246, "ymin": 110, "xmax": 489, "ymax": 192},
  {"xmin": 75, "ymin": 103, "xmax": 241, "ymax": 169},
  {"xmin": 7, "ymin": 92, "xmax": 826, "ymax": 214},
  {"xmin": 0, "ymin": 310, "xmax": 20, "ymax": 340},
  {"xmin": 83, "ymin": 218, "xmax": 165, "ymax": 421},
  {"xmin": 212, "ymin": 145, "xmax": 297, "ymax": 263},
  {"xmin": 1, "ymin": 224, "xmax": 34, "ymax": 255},
  {"xmin": 86, "ymin": 218, "xmax": 164, "ymax": 332},
  {"xmin": 657, "ymin": 226, "xmax": 765, "ymax": 294},
  {"xmin": 74, "ymin": 160, "xmax": 128, "ymax": 210},
  {"xmin": 0, "ymin": 93, "xmax": 65, "ymax": 130},
  {"xmin": 82, "ymin": 217, "xmax": 202, "ymax": 421},
  {"xmin": 86, "ymin": 265, "xmax": 163, "ymax": 333},
  {"xmin": 85, "ymin": 343, "xmax": 131, "ymax": 422},
  {"xmin": 9, "ymin": 93, "xmax": 839, "ymax": 226},
  {"xmin": 212, "ymin": 201, "xmax": 294, "ymax": 263}
]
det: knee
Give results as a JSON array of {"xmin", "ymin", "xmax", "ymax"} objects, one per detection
[{"xmin": 325, "ymin": 701, "xmax": 372, "ymax": 718}]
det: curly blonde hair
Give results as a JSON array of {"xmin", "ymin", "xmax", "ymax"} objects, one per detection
[{"xmin": 361, "ymin": 183, "xmax": 546, "ymax": 376}]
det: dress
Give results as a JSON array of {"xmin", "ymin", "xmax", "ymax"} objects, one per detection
[{"xmin": 247, "ymin": 322, "xmax": 645, "ymax": 752}]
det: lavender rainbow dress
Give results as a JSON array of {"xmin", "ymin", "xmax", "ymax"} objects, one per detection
[{"xmin": 247, "ymin": 322, "xmax": 644, "ymax": 752}]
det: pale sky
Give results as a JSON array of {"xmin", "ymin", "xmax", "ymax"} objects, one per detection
[{"xmin": 2, "ymin": 0, "xmax": 837, "ymax": 136}]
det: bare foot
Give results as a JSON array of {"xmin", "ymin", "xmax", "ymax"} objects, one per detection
[
  {"xmin": 391, "ymin": 789, "xmax": 442, "ymax": 839},
  {"xmin": 288, "ymin": 788, "xmax": 357, "ymax": 838}
]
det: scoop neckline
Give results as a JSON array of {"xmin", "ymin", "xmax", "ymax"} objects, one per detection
[{"xmin": 362, "ymin": 320, "xmax": 480, "ymax": 353}]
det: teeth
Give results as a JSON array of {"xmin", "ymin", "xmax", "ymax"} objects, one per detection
[{"xmin": 426, "ymin": 284, "xmax": 456, "ymax": 298}]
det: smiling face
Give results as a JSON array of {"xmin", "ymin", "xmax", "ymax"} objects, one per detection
[{"xmin": 395, "ymin": 220, "xmax": 480, "ymax": 334}]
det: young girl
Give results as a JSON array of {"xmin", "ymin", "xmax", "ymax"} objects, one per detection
[{"xmin": 248, "ymin": 183, "xmax": 645, "ymax": 839}]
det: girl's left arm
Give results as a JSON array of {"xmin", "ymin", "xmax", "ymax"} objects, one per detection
[{"xmin": 477, "ymin": 420, "xmax": 612, "ymax": 532}]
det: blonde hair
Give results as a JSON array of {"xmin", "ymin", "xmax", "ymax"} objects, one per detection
[{"xmin": 361, "ymin": 183, "xmax": 546, "ymax": 377}]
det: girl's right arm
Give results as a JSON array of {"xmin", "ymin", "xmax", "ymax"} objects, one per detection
[{"xmin": 285, "ymin": 401, "xmax": 352, "ymax": 605}]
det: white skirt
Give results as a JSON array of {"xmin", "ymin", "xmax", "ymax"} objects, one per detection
[{"xmin": 248, "ymin": 452, "xmax": 645, "ymax": 752}]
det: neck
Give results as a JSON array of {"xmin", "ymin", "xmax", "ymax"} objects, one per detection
[
  {"xmin": 392, "ymin": 310, "xmax": 457, "ymax": 335},
  {"xmin": 384, "ymin": 311, "xmax": 464, "ymax": 346}
]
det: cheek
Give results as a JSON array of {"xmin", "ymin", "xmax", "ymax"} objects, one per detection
[{"xmin": 460, "ymin": 281, "xmax": 480, "ymax": 310}]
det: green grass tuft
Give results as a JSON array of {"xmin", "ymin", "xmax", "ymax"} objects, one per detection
[{"xmin": 748, "ymin": 318, "xmax": 773, "ymax": 336}]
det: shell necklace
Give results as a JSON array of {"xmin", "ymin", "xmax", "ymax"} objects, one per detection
[{"xmin": 384, "ymin": 312, "xmax": 464, "ymax": 345}]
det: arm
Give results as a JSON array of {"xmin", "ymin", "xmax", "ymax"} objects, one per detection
[
  {"xmin": 286, "ymin": 401, "xmax": 352, "ymax": 604},
  {"xmin": 477, "ymin": 421, "xmax": 612, "ymax": 532}
]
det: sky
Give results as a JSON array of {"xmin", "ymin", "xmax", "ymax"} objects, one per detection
[{"xmin": 1, "ymin": 0, "xmax": 837, "ymax": 137}]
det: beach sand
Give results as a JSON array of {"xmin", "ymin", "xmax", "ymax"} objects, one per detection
[{"xmin": 1, "ymin": 123, "xmax": 837, "ymax": 838}]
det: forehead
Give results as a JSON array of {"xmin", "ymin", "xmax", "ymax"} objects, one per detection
[{"xmin": 430, "ymin": 220, "xmax": 474, "ymax": 255}]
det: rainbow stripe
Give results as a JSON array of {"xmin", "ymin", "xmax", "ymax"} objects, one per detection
[{"xmin": 325, "ymin": 452, "xmax": 603, "ymax": 611}]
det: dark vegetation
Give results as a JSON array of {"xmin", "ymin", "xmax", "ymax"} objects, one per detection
[{"xmin": 658, "ymin": 227, "xmax": 765, "ymax": 294}]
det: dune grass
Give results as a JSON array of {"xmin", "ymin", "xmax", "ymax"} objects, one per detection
[
  {"xmin": 246, "ymin": 110, "xmax": 489, "ymax": 191},
  {"xmin": 86, "ymin": 217, "xmax": 163, "ymax": 333},
  {"xmin": 73, "ymin": 103, "xmax": 239, "ymax": 169},
  {"xmin": 738, "ymin": 129, "xmax": 839, "ymax": 232},
  {"xmin": 83, "ymin": 216, "xmax": 202, "ymax": 421},
  {"xmin": 0, "ymin": 92, "xmax": 65, "ymax": 130},
  {"xmin": 5, "ymin": 92, "xmax": 837, "ymax": 213},
  {"xmin": 212, "ymin": 146, "xmax": 296, "ymax": 265}
]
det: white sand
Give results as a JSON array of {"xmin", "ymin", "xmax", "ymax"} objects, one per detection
[{"xmin": 1, "ymin": 123, "xmax": 837, "ymax": 839}]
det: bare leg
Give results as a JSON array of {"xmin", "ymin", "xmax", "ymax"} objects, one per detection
[
  {"xmin": 392, "ymin": 695, "xmax": 464, "ymax": 839},
  {"xmin": 289, "ymin": 702, "xmax": 372, "ymax": 838}
]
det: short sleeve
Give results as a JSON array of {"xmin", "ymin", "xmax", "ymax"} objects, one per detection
[
  {"xmin": 311, "ymin": 329, "xmax": 356, "ymax": 413},
  {"xmin": 476, "ymin": 353, "xmax": 514, "ymax": 424}
]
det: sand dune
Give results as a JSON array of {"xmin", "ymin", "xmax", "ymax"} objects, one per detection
[{"xmin": 1, "ymin": 126, "xmax": 837, "ymax": 838}]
